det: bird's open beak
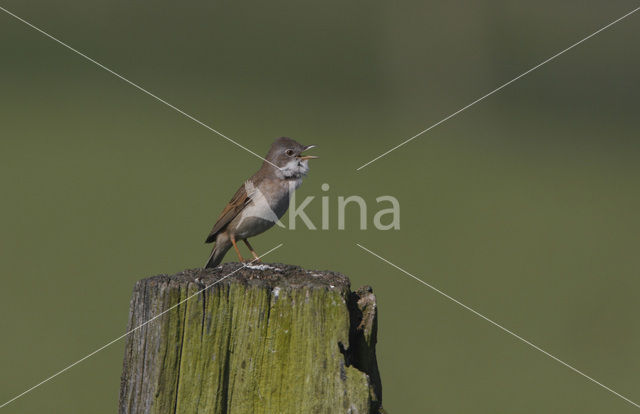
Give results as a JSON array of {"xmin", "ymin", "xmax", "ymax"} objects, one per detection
[{"xmin": 298, "ymin": 145, "xmax": 318, "ymax": 160}]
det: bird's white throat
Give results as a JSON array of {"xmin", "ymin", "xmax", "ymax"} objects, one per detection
[{"xmin": 277, "ymin": 158, "xmax": 310, "ymax": 180}]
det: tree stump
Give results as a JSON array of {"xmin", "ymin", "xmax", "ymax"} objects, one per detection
[{"xmin": 118, "ymin": 263, "xmax": 383, "ymax": 413}]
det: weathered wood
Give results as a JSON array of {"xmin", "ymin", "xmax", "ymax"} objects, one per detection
[{"xmin": 119, "ymin": 263, "xmax": 383, "ymax": 413}]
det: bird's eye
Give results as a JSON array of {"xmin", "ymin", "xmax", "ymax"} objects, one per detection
[{"xmin": 285, "ymin": 149, "xmax": 294, "ymax": 156}]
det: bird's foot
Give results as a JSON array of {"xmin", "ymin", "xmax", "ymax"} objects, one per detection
[{"xmin": 242, "ymin": 259, "xmax": 260, "ymax": 265}]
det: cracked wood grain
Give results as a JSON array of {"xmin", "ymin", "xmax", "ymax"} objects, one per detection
[{"xmin": 119, "ymin": 263, "xmax": 384, "ymax": 414}]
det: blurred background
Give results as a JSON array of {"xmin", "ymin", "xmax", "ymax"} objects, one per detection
[{"xmin": 1, "ymin": 1, "xmax": 639, "ymax": 412}]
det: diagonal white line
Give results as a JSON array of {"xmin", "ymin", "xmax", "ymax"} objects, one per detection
[
  {"xmin": 356, "ymin": 243, "xmax": 640, "ymax": 409},
  {"xmin": 0, "ymin": 243, "xmax": 283, "ymax": 410},
  {"xmin": 356, "ymin": 6, "xmax": 640, "ymax": 171},
  {"xmin": 0, "ymin": 6, "xmax": 279, "ymax": 169}
]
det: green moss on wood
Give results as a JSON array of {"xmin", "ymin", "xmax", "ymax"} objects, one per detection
[{"xmin": 119, "ymin": 264, "xmax": 383, "ymax": 414}]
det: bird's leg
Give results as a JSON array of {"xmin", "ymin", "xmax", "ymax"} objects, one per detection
[
  {"xmin": 243, "ymin": 239, "xmax": 261, "ymax": 262},
  {"xmin": 230, "ymin": 235, "xmax": 244, "ymax": 262}
]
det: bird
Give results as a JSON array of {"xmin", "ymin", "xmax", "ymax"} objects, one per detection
[{"xmin": 204, "ymin": 137, "xmax": 317, "ymax": 268}]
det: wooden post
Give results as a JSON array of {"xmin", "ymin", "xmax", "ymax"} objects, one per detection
[{"xmin": 118, "ymin": 263, "xmax": 384, "ymax": 413}]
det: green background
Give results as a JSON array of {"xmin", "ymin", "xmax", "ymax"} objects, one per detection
[{"xmin": 1, "ymin": 1, "xmax": 639, "ymax": 412}]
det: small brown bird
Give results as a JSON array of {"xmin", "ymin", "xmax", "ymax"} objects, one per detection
[{"xmin": 204, "ymin": 137, "xmax": 317, "ymax": 268}]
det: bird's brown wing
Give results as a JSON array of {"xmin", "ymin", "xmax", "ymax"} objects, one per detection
[{"xmin": 205, "ymin": 183, "xmax": 252, "ymax": 243}]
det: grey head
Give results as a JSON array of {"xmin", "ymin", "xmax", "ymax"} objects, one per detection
[{"xmin": 263, "ymin": 137, "xmax": 317, "ymax": 179}]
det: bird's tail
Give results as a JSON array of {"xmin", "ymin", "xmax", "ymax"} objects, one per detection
[{"xmin": 204, "ymin": 239, "xmax": 232, "ymax": 269}]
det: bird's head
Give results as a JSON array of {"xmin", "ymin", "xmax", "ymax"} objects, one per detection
[{"xmin": 265, "ymin": 137, "xmax": 318, "ymax": 179}]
